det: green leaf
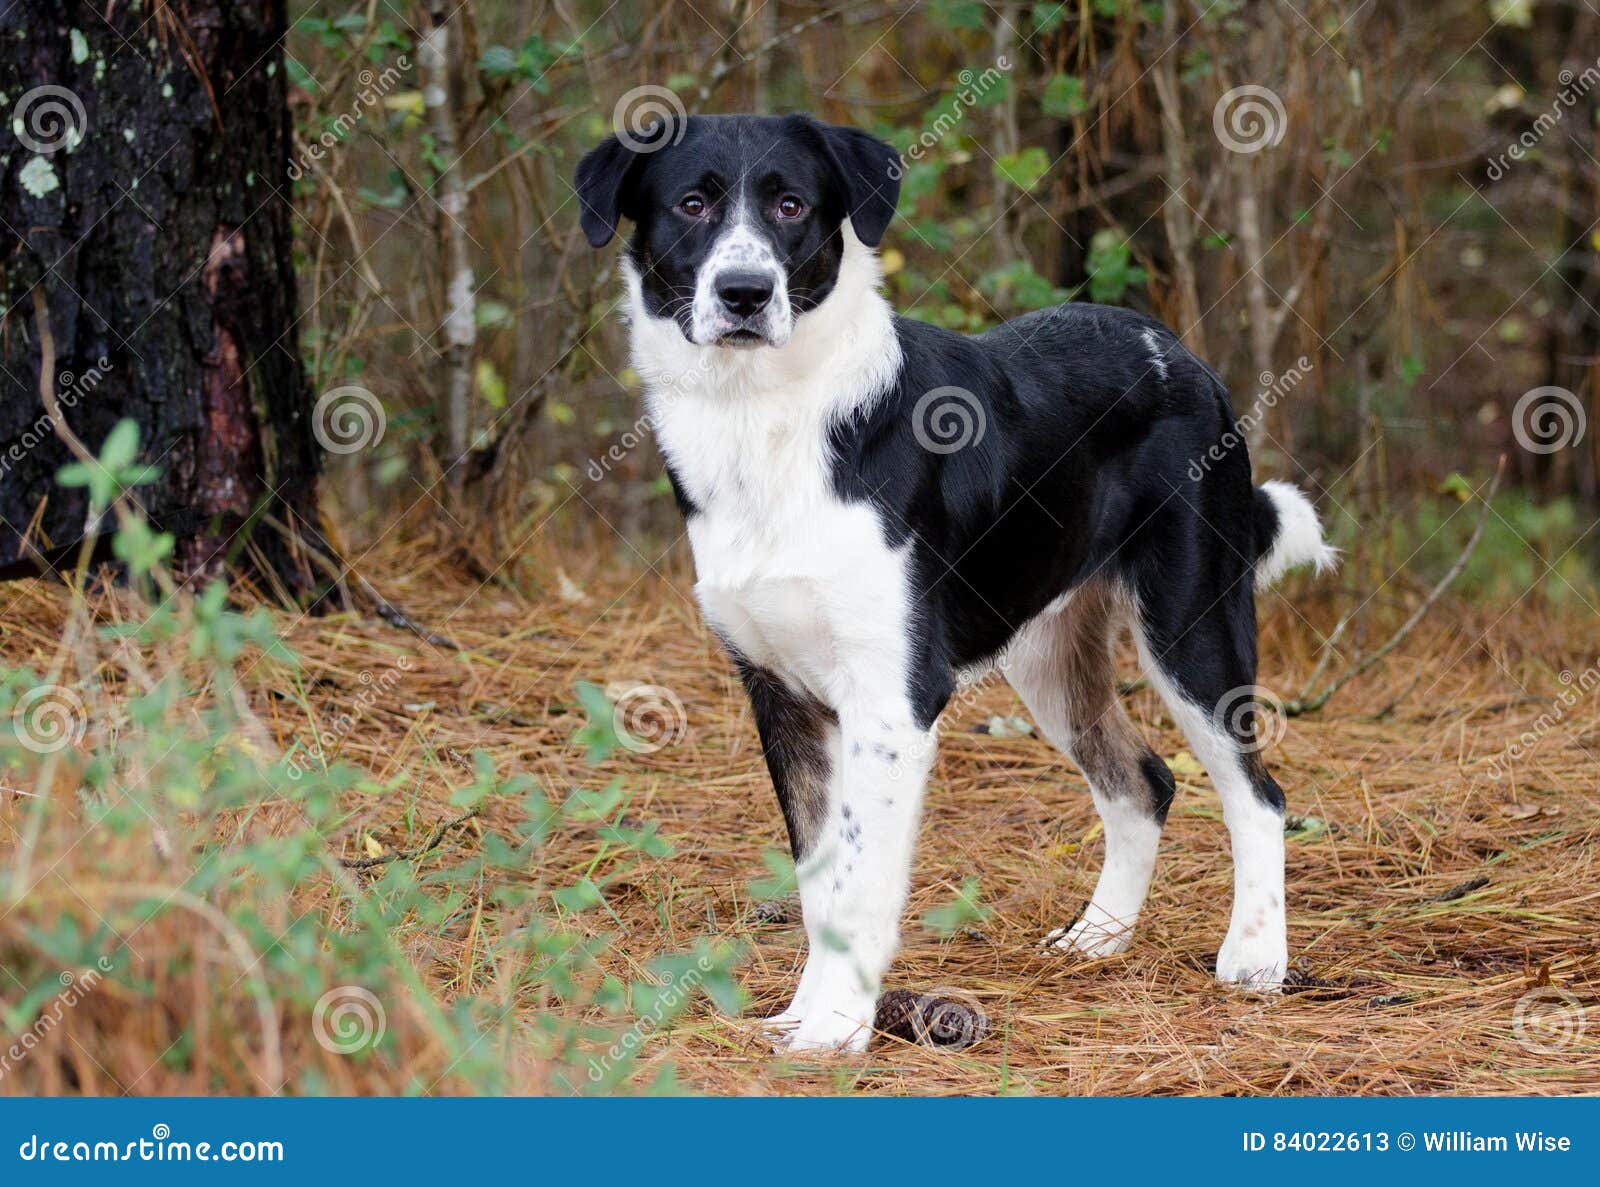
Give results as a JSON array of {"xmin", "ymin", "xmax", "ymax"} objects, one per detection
[
  {"xmin": 475, "ymin": 359, "xmax": 506, "ymax": 408},
  {"xmin": 978, "ymin": 259, "xmax": 1070, "ymax": 313},
  {"xmin": 571, "ymin": 681, "xmax": 620, "ymax": 764},
  {"xmin": 748, "ymin": 847, "xmax": 797, "ymax": 901},
  {"xmin": 111, "ymin": 519, "xmax": 174, "ymax": 578},
  {"xmin": 1284, "ymin": 814, "xmax": 1327, "ymax": 838},
  {"xmin": 565, "ymin": 778, "xmax": 626, "ymax": 822},
  {"xmin": 1041, "ymin": 73, "xmax": 1088, "ymax": 119},
  {"xmin": 475, "ymin": 299, "xmax": 513, "ymax": 329},
  {"xmin": 284, "ymin": 56, "xmax": 317, "ymax": 94},
  {"xmin": 552, "ymin": 878, "xmax": 603, "ymax": 912},
  {"xmin": 1085, "ymin": 228, "xmax": 1149, "ymax": 303},
  {"xmin": 1032, "ymin": 2, "xmax": 1069, "ymax": 34},
  {"xmin": 55, "ymin": 461, "xmax": 95, "ymax": 490},
  {"xmin": 101, "ymin": 418, "xmax": 140, "ymax": 473},
  {"xmin": 921, "ymin": 876, "xmax": 990, "ymax": 936},
  {"xmin": 994, "ymin": 147, "xmax": 1051, "ymax": 193},
  {"xmin": 478, "ymin": 45, "xmax": 518, "ymax": 77},
  {"xmin": 931, "ymin": 0, "xmax": 987, "ymax": 29}
]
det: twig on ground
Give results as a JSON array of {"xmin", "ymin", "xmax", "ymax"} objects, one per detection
[
  {"xmin": 1424, "ymin": 875, "xmax": 1490, "ymax": 903},
  {"xmin": 356, "ymin": 573, "xmax": 459, "ymax": 650},
  {"xmin": 1286, "ymin": 459, "xmax": 1505, "ymax": 717},
  {"xmin": 276, "ymin": 514, "xmax": 458, "ymax": 649},
  {"xmin": 339, "ymin": 809, "xmax": 480, "ymax": 870}
]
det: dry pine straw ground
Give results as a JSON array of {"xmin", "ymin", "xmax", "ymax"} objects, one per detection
[{"xmin": 7, "ymin": 549, "xmax": 1600, "ymax": 1096}]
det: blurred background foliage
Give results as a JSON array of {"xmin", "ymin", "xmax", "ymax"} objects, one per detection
[{"xmin": 284, "ymin": 0, "xmax": 1600, "ymax": 602}]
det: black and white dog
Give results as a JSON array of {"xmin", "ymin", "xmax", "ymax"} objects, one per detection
[{"xmin": 576, "ymin": 114, "xmax": 1335, "ymax": 1052}]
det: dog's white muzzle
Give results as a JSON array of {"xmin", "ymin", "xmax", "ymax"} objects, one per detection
[{"xmin": 690, "ymin": 218, "xmax": 792, "ymax": 348}]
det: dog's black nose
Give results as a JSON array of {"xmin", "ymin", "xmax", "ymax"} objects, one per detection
[{"xmin": 716, "ymin": 271, "xmax": 774, "ymax": 318}]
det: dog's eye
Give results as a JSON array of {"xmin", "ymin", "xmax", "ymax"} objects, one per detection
[
  {"xmin": 678, "ymin": 194, "xmax": 707, "ymax": 218},
  {"xmin": 776, "ymin": 195, "xmax": 807, "ymax": 220}
]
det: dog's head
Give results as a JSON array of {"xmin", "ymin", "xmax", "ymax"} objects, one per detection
[{"xmin": 574, "ymin": 113, "xmax": 900, "ymax": 349}]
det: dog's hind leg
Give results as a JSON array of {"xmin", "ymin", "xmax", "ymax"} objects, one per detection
[
  {"xmin": 1130, "ymin": 574, "xmax": 1289, "ymax": 991},
  {"xmin": 1009, "ymin": 582, "xmax": 1176, "ymax": 957}
]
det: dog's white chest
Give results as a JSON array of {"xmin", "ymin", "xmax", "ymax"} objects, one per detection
[{"xmin": 655, "ymin": 393, "xmax": 911, "ymax": 707}]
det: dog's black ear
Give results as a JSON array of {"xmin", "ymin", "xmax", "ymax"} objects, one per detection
[
  {"xmin": 814, "ymin": 122, "xmax": 902, "ymax": 247},
  {"xmin": 574, "ymin": 134, "xmax": 636, "ymax": 248}
]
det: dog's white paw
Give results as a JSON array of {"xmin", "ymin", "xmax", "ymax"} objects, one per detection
[
  {"xmin": 1216, "ymin": 927, "xmax": 1287, "ymax": 992},
  {"xmin": 760, "ymin": 1010, "xmax": 802, "ymax": 1038},
  {"xmin": 777, "ymin": 1004, "xmax": 873, "ymax": 1054},
  {"xmin": 770, "ymin": 980, "xmax": 876, "ymax": 1054},
  {"xmin": 1041, "ymin": 910, "xmax": 1135, "ymax": 957}
]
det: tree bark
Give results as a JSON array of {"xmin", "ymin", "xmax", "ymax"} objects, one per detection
[
  {"xmin": 1152, "ymin": 2, "xmax": 1207, "ymax": 359},
  {"xmin": 422, "ymin": 0, "xmax": 474, "ymax": 490},
  {"xmin": 0, "ymin": 0, "xmax": 323, "ymax": 593}
]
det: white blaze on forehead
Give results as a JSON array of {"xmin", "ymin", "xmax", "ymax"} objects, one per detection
[{"xmin": 690, "ymin": 199, "xmax": 793, "ymax": 347}]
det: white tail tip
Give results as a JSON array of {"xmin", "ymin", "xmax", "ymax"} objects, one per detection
[{"xmin": 1256, "ymin": 480, "xmax": 1338, "ymax": 588}]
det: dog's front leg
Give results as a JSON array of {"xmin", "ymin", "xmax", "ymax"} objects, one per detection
[{"xmin": 779, "ymin": 707, "xmax": 936, "ymax": 1053}]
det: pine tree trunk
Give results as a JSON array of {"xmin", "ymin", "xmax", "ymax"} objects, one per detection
[{"xmin": 0, "ymin": 0, "xmax": 323, "ymax": 593}]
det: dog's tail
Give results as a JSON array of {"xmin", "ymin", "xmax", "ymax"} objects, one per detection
[{"xmin": 1252, "ymin": 480, "xmax": 1338, "ymax": 589}]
